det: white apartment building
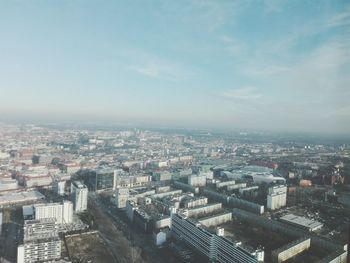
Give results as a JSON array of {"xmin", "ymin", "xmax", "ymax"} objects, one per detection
[
  {"xmin": 188, "ymin": 174, "xmax": 206, "ymax": 187},
  {"xmin": 171, "ymin": 213, "xmax": 259, "ymax": 263},
  {"xmin": 71, "ymin": 181, "xmax": 88, "ymax": 212},
  {"xmin": 17, "ymin": 218, "xmax": 61, "ymax": 263},
  {"xmin": 267, "ymin": 185, "xmax": 287, "ymax": 210},
  {"xmin": 34, "ymin": 201, "xmax": 73, "ymax": 224}
]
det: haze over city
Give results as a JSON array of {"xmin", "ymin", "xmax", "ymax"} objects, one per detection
[
  {"xmin": 0, "ymin": 1, "xmax": 349, "ymax": 134},
  {"xmin": 1, "ymin": 2, "xmax": 350, "ymax": 263}
]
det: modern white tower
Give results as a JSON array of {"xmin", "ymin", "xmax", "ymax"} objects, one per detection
[{"xmin": 71, "ymin": 181, "xmax": 88, "ymax": 212}]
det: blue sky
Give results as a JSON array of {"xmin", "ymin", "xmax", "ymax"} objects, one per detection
[{"xmin": 0, "ymin": 1, "xmax": 349, "ymax": 134}]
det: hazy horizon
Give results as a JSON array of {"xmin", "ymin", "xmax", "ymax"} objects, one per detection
[{"xmin": 1, "ymin": 1, "xmax": 349, "ymax": 135}]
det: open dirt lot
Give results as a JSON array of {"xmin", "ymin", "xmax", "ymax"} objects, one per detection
[{"xmin": 65, "ymin": 232, "xmax": 116, "ymax": 263}]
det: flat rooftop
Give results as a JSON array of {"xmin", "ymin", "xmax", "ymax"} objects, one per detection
[
  {"xmin": 22, "ymin": 205, "xmax": 34, "ymax": 217},
  {"xmin": 73, "ymin": 180, "xmax": 86, "ymax": 189},
  {"xmin": 0, "ymin": 191, "xmax": 45, "ymax": 206},
  {"xmin": 280, "ymin": 214, "xmax": 323, "ymax": 230},
  {"xmin": 218, "ymin": 218, "xmax": 295, "ymax": 262}
]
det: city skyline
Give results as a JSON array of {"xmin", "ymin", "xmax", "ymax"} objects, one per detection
[{"xmin": 1, "ymin": 1, "xmax": 349, "ymax": 134}]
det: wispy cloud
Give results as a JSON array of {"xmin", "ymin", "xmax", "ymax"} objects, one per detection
[
  {"xmin": 263, "ymin": 0, "xmax": 286, "ymax": 13},
  {"xmin": 127, "ymin": 54, "xmax": 195, "ymax": 81},
  {"xmin": 240, "ymin": 63, "xmax": 290, "ymax": 76},
  {"xmin": 264, "ymin": 4, "xmax": 350, "ymax": 54},
  {"xmin": 323, "ymin": 4, "xmax": 350, "ymax": 29},
  {"xmin": 188, "ymin": 0, "xmax": 244, "ymax": 31},
  {"xmin": 222, "ymin": 87, "xmax": 261, "ymax": 100},
  {"xmin": 219, "ymin": 35, "xmax": 247, "ymax": 57},
  {"xmin": 128, "ymin": 64, "xmax": 160, "ymax": 78}
]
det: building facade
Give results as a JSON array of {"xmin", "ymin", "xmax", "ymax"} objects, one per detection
[
  {"xmin": 94, "ymin": 168, "xmax": 117, "ymax": 191},
  {"xmin": 17, "ymin": 218, "xmax": 61, "ymax": 263},
  {"xmin": 111, "ymin": 188, "xmax": 129, "ymax": 208},
  {"xmin": 171, "ymin": 213, "xmax": 259, "ymax": 263},
  {"xmin": 34, "ymin": 201, "xmax": 73, "ymax": 224},
  {"xmin": 71, "ymin": 181, "xmax": 88, "ymax": 212},
  {"xmin": 267, "ymin": 185, "xmax": 287, "ymax": 210}
]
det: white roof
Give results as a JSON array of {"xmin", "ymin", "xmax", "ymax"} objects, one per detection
[{"xmin": 280, "ymin": 214, "xmax": 322, "ymax": 229}]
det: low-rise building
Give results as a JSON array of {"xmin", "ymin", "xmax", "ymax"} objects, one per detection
[
  {"xmin": 272, "ymin": 237, "xmax": 311, "ymax": 263},
  {"xmin": 279, "ymin": 214, "xmax": 323, "ymax": 232}
]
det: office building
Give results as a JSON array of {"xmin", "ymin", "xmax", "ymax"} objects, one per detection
[
  {"xmin": 71, "ymin": 181, "xmax": 88, "ymax": 212},
  {"xmin": 94, "ymin": 168, "xmax": 117, "ymax": 191}
]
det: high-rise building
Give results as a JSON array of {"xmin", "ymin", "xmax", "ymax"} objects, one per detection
[
  {"xmin": 53, "ymin": 180, "xmax": 66, "ymax": 196},
  {"xmin": 153, "ymin": 171, "xmax": 172, "ymax": 181},
  {"xmin": 62, "ymin": 200, "xmax": 73, "ymax": 224},
  {"xmin": 94, "ymin": 168, "xmax": 117, "ymax": 191},
  {"xmin": 111, "ymin": 187, "xmax": 129, "ymax": 208},
  {"xmin": 34, "ymin": 201, "xmax": 73, "ymax": 224},
  {"xmin": 17, "ymin": 218, "xmax": 61, "ymax": 263},
  {"xmin": 71, "ymin": 181, "xmax": 88, "ymax": 212},
  {"xmin": 188, "ymin": 174, "xmax": 206, "ymax": 187},
  {"xmin": 267, "ymin": 185, "xmax": 287, "ymax": 210}
]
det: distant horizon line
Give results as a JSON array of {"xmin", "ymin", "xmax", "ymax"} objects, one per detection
[{"xmin": 1, "ymin": 115, "xmax": 350, "ymax": 141}]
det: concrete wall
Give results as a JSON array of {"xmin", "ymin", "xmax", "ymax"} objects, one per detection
[
  {"xmin": 227, "ymin": 183, "xmax": 247, "ymax": 190},
  {"xmin": 154, "ymin": 217, "xmax": 171, "ymax": 229},
  {"xmin": 184, "ymin": 197, "xmax": 208, "ymax": 208},
  {"xmin": 188, "ymin": 174, "xmax": 206, "ymax": 187},
  {"xmin": 318, "ymin": 250, "xmax": 348, "ymax": 263},
  {"xmin": 171, "ymin": 213, "xmax": 258, "ymax": 263},
  {"xmin": 152, "ymin": 190, "xmax": 182, "ymax": 199},
  {"xmin": 268, "ymin": 192, "xmax": 287, "ymax": 211},
  {"xmin": 198, "ymin": 212, "xmax": 232, "ymax": 227},
  {"xmin": 156, "ymin": 186, "xmax": 171, "ymax": 193},
  {"xmin": 228, "ymin": 196, "xmax": 264, "ymax": 214},
  {"xmin": 174, "ymin": 181, "xmax": 199, "ymax": 194},
  {"xmin": 186, "ymin": 203, "xmax": 222, "ymax": 218},
  {"xmin": 202, "ymin": 189, "xmax": 264, "ymax": 214},
  {"xmin": 272, "ymin": 238, "xmax": 311, "ymax": 263},
  {"xmin": 216, "ymin": 180, "xmax": 236, "ymax": 188},
  {"xmin": 202, "ymin": 189, "xmax": 229, "ymax": 203}
]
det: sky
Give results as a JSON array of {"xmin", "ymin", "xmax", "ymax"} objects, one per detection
[{"xmin": 0, "ymin": 0, "xmax": 349, "ymax": 134}]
